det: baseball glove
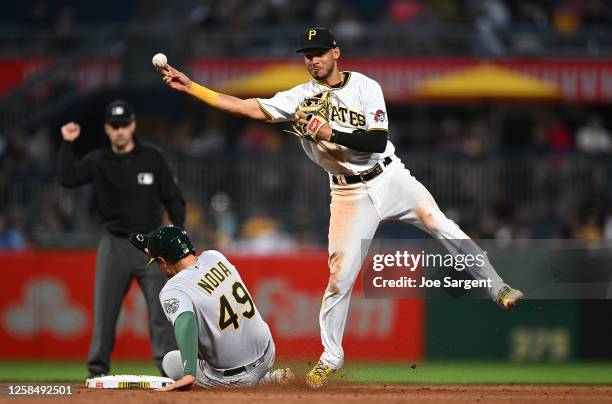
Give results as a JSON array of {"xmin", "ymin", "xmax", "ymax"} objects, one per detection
[{"xmin": 286, "ymin": 91, "xmax": 333, "ymax": 142}]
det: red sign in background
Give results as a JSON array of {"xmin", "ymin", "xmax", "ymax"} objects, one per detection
[
  {"xmin": 0, "ymin": 251, "xmax": 423, "ymax": 362},
  {"xmin": 2, "ymin": 58, "xmax": 612, "ymax": 102},
  {"xmin": 188, "ymin": 58, "xmax": 612, "ymax": 102},
  {"xmin": 0, "ymin": 58, "xmax": 120, "ymax": 96}
]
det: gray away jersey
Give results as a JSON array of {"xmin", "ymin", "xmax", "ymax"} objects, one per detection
[
  {"xmin": 159, "ymin": 250, "xmax": 271, "ymax": 370},
  {"xmin": 256, "ymin": 71, "xmax": 394, "ymax": 175}
]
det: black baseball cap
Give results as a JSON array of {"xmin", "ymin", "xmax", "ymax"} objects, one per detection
[
  {"xmin": 105, "ymin": 100, "xmax": 135, "ymax": 124},
  {"xmin": 296, "ymin": 27, "xmax": 338, "ymax": 53}
]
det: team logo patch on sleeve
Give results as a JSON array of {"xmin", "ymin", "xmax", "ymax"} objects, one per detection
[
  {"xmin": 163, "ymin": 298, "xmax": 179, "ymax": 315},
  {"xmin": 374, "ymin": 109, "xmax": 386, "ymax": 123}
]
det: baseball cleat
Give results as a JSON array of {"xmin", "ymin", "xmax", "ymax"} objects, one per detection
[
  {"xmin": 269, "ymin": 368, "xmax": 295, "ymax": 384},
  {"xmin": 497, "ymin": 286, "xmax": 524, "ymax": 310},
  {"xmin": 305, "ymin": 360, "xmax": 336, "ymax": 389}
]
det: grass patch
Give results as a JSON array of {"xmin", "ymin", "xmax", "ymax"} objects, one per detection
[{"xmin": 0, "ymin": 361, "xmax": 611, "ymax": 384}]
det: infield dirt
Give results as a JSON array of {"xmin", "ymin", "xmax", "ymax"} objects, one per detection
[{"xmin": 1, "ymin": 383, "xmax": 612, "ymax": 403}]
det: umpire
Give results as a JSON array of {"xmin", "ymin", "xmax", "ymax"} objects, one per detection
[{"xmin": 58, "ymin": 100, "xmax": 185, "ymax": 378}]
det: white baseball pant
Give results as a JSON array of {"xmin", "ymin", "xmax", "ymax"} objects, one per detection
[{"xmin": 319, "ymin": 156, "xmax": 505, "ymax": 369}]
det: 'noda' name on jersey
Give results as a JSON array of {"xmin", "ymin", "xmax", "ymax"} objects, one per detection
[{"xmin": 197, "ymin": 261, "xmax": 232, "ymax": 295}]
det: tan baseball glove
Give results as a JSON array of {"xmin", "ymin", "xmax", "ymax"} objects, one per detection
[{"xmin": 286, "ymin": 91, "xmax": 333, "ymax": 142}]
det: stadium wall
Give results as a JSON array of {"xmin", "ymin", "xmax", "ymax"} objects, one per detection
[{"xmin": 0, "ymin": 251, "xmax": 422, "ymax": 361}]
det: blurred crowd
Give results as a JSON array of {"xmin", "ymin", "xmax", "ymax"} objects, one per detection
[
  {"xmin": 186, "ymin": 0, "xmax": 612, "ymax": 55},
  {"xmin": 3, "ymin": 0, "xmax": 612, "ymax": 57},
  {"xmin": 1, "ymin": 102, "xmax": 611, "ymax": 251}
]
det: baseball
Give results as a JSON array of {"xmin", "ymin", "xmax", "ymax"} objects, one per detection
[{"xmin": 152, "ymin": 53, "xmax": 168, "ymax": 68}]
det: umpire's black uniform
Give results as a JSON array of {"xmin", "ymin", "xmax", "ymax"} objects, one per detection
[{"xmin": 58, "ymin": 101, "xmax": 185, "ymax": 377}]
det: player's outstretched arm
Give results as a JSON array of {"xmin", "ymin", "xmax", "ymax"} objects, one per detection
[
  {"xmin": 156, "ymin": 311, "xmax": 198, "ymax": 392},
  {"xmin": 159, "ymin": 65, "xmax": 268, "ymax": 121},
  {"xmin": 156, "ymin": 375, "xmax": 195, "ymax": 392}
]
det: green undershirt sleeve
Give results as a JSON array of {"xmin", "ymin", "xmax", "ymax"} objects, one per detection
[{"xmin": 173, "ymin": 311, "xmax": 198, "ymax": 377}]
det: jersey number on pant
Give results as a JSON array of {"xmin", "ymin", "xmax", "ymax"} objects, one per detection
[{"xmin": 218, "ymin": 282, "xmax": 255, "ymax": 331}]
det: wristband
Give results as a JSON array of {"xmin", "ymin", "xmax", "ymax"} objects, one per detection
[{"xmin": 187, "ymin": 82, "xmax": 219, "ymax": 106}]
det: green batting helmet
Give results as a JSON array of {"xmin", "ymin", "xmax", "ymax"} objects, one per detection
[{"xmin": 146, "ymin": 225, "xmax": 195, "ymax": 265}]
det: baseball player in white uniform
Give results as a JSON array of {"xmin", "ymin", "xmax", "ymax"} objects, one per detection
[
  {"xmin": 129, "ymin": 226, "xmax": 293, "ymax": 391},
  {"xmin": 157, "ymin": 27, "xmax": 524, "ymax": 389}
]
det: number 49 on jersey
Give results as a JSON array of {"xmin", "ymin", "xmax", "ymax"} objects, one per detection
[{"xmin": 218, "ymin": 282, "xmax": 255, "ymax": 331}]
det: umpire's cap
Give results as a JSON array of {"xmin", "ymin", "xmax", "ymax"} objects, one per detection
[
  {"xmin": 105, "ymin": 100, "xmax": 135, "ymax": 124},
  {"xmin": 296, "ymin": 27, "xmax": 338, "ymax": 53},
  {"xmin": 144, "ymin": 225, "xmax": 195, "ymax": 265}
]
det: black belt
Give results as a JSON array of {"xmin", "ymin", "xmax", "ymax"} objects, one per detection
[
  {"xmin": 332, "ymin": 157, "xmax": 392, "ymax": 185},
  {"xmin": 223, "ymin": 366, "xmax": 246, "ymax": 377},
  {"xmin": 222, "ymin": 342, "xmax": 271, "ymax": 377}
]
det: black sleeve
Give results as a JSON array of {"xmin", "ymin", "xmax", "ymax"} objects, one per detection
[
  {"xmin": 158, "ymin": 152, "xmax": 186, "ymax": 227},
  {"xmin": 329, "ymin": 129, "xmax": 388, "ymax": 153},
  {"xmin": 57, "ymin": 141, "xmax": 94, "ymax": 187}
]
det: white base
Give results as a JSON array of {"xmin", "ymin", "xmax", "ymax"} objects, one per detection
[{"xmin": 85, "ymin": 375, "xmax": 175, "ymax": 389}]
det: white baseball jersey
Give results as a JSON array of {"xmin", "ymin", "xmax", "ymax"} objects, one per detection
[
  {"xmin": 159, "ymin": 250, "xmax": 271, "ymax": 370},
  {"xmin": 257, "ymin": 71, "xmax": 395, "ymax": 175}
]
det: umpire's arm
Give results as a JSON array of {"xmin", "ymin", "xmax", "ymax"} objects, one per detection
[
  {"xmin": 58, "ymin": 143, "xmax": 94, "ymax": 187},
  {"xmin": 158, "ymin": 152, "xmax": 186, "ymax": 227},
  {"xmin": 57, "ymin": 122, "xmax": 94, "ymax": 187}
]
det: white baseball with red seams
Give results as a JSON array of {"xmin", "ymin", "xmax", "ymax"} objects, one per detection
[{"xmin": 257, "ymin": 71, "xmax": 508, "ymax": 370}]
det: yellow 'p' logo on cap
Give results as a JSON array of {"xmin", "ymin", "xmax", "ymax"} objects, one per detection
[{"xmin": 308, "ymin": 29, "xmax": 317, "ymax": 40}]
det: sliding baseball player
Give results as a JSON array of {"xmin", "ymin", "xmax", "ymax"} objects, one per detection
[{"xmin": 130, "ymin": 226, "xmax": 293, "ymax": 390}]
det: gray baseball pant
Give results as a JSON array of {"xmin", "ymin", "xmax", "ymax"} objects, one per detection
[{"xmin": 87, "ymin": 231, "xmax": 177, "ymax": 376}]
